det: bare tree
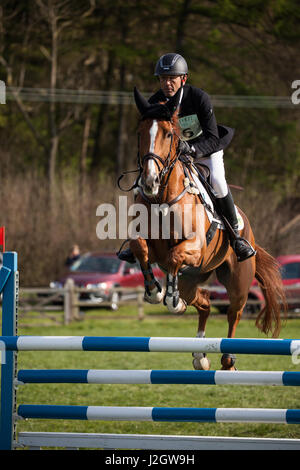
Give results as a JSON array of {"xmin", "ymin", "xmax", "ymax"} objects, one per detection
[{"xmin": 35, "ymin": 0, "xmax": 75, "ymax": 208}]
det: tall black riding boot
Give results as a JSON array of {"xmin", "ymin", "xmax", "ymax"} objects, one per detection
[{"xmin": 216, "ymin": 190, "xmax": 256, "ymax": 262}]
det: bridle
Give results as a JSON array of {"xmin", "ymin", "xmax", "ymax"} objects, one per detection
[
  {"xmin": 136, "ymin": 120, "xmax": 191, "ymax": 206},
  {"xmin": 117, "ymin": 118, "xmax": 192, "ymax": 207},
  {"xmin": 137, "ymin": 121, "xmax": 179, "ymax": 202},
  {"xmin": 139, "ymin": 122, "xmax": 176, "ymax": 178}
]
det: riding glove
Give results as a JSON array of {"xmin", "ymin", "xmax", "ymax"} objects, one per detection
[{"xmin": 178, "ymin": 140, "xmax": 196, "ymax": 156}]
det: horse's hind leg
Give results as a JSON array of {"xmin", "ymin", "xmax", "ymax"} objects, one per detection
[
  {"xmin": 193, "ymin": 293, "xmax": 211, "ymax": 370},
  {"xmin": 130, "ymin": 238, "xmax": 164, "ymax": 304},
  {"xmin": 178, "ymin": 275, "xmax": 211, "ymax": 370},
  {"xmin": 216, "ymin": 255, "xmax": 256, "ymax": 370}
]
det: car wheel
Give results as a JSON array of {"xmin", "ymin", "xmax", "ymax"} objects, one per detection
[
  {"xmin": 243, "ymin": 295, "xmax": 261, "ymax": 314},
  {"xmin": 110, "ymin": 290, "xmax": 120, "ymax": 311},
  {"xmin": 217, "ymin": 305, "xmax": 228, "ymax": 315}
]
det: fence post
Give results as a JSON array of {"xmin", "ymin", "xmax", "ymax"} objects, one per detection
[
  {"xmin": 64, "ymin": 279, "xmax": 72, "ymax": 325},
  {"xmin": 64, "ymin": 278, "xmax": 80, "ymax": 324},
  {"xmin": 71, "ymin": 280, "xmax": 80, "ymax": 320},
  {"xmin": 0, "ymin": 252, "xmax": 18, "ymax": 450},
  {"xmin": 137, "ymin": 287, "xmax": 144, "ymax": 321}
]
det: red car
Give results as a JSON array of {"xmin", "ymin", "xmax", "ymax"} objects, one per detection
[
  {"xmin": 209, "ymin": 255, "xmax": 300, "ymax": 313},
  {"xmin": 50, "ymin": 252, "xmax": 165, "ymax": 310}
]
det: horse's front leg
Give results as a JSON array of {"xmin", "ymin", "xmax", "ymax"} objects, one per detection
[
  {"xmin": 130, "ymin": 238, "xmax": 164, "ymax": 304},
  {"xmin": 163, "ymin": 240, "xmax": 201, "ymax": 314},
  {"xmin": 164, "ymin": 272, "xmax": 187, "ymax": 313}
]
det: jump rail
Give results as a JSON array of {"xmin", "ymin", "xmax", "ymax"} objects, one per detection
[
  {"xmin": 16, "ymin": 369, "xmax": 300, "ymax": 386},
  {"xmin": 1, "ymin": 335, "xmax": 300, "ymax": 355}
]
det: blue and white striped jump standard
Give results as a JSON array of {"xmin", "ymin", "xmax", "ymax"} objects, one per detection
[
  {"xmin": 2, "ymin": 336, "xmax": 300, "ymax": 355},
  {"xmin": 17, "ymin": 405, "xmax": 300, "ymax": 424},
  {"xmin": 17, "ymin": 369, "xmax": 300, "ymax": 386}
]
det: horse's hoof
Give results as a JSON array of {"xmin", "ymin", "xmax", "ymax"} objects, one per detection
[
  {"xmin": 221, "ymin": 353, "xmax": 236, "ymax": 370},
  {"xmin": 192, "ymin": 353, "xmax": 210, "ymax": 370},
  {"xmin": 176, "ymin": 298, "xmax": 187, "ymax": 314},
  {"xmin": 144, "ymin": 285, "xmax": 165, "ymax": 304},
  {"xmin": 165, "ymin": 297, "xmax": 187, "ymax": 314}
]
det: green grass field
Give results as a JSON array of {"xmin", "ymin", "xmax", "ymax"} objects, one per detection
[{"xmin": 8, "ymin": 305, "xmax": 300, "ymax": 448}]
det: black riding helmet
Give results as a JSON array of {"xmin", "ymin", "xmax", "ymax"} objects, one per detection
[{"xmin": 154, "ymin": 53, "xmax": 188, "ymax": 76}]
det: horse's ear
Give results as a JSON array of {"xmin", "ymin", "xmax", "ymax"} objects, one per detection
[
  {"xmin": 165, "ymin": 87, "xmax": 183, "ymax": 116},
  {"xmin": 134, "ymin": 87, "xmax": 150, "ymax": 116}
]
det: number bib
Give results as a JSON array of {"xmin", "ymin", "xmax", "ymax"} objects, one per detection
[{"xmin": 178, "ymin": 114, "xmax": 202, "ymax": 141}]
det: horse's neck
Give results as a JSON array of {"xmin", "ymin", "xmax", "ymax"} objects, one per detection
[{"xmin": 161, "ymin": 160, "xmax": 185, "ymax": 202}]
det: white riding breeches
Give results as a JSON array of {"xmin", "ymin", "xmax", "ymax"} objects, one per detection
[{"xmin": 198, "ymin": 150, "xmax": 228, "ymax": 198}]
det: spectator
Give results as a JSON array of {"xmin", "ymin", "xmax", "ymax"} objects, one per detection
[{"xmin": 65, "ymin": 244, "xmax": 81, "ymax": 267}]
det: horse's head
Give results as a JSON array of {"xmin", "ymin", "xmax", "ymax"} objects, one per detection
[{"xmin": 134, "ymin": 87, "xmax": 181, "ymax": 197}]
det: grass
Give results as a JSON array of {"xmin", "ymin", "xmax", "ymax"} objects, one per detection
[{"xmin": 4, "ymin": 305, "xmax": 300, "ymax": 448}]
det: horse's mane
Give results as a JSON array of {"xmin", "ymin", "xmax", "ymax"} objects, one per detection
[
  {"xmin": 141, "ymin": 103, "xmax": 173, "ymax": 121},
  {"xmin": 140, "ymin": 103, "xmax": 180, "ymax": 138}
]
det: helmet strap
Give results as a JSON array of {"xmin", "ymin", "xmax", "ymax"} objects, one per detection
[{"xmin": 181, "ymin": 74, "xmax": 187, "ymax": 86}]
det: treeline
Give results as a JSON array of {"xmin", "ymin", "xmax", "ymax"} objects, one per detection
[{"xmin": 0, "ymin": 0, "xmax": 299, "ymax": 285}]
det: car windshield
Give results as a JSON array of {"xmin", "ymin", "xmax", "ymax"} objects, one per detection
[
  {"xmin": 70, "ymin": 255, "xmax": 121, "ymax": 274},
  {"xmin": 281, "ymin": 262, "xmax": 300, "ymax": 280}
]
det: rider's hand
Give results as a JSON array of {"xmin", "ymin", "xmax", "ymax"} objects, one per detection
[{"xmin": 178, "ymin": 140, "xmax": 196, "ymax": 156}]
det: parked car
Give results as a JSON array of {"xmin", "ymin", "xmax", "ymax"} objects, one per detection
[
  {"xmin": 209, "ymin": 254, "xmax": 300, "ymax": 314},
  {"xmin": 50, "ymin": 252, "xmax": 165, "ymax": 310}
]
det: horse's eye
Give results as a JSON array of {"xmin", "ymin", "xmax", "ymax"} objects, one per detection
[{"xmin": 166, "ymin": 132, "xmax": 172, "ymax": 138}]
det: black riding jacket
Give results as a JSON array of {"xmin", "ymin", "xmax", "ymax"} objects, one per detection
[{"xmin": 149, "ymin": 84, "xmax": 234, "ymax": 158}]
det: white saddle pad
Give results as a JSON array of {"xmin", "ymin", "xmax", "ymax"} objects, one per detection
[{"xmin": 190, "ymin": 171, "xmax": 244, "ymax": 231}]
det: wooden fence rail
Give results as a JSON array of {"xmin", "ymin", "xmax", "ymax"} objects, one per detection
[{"xmin": 16, "ymin": 281, "xmax": 300, "ymax": 325}]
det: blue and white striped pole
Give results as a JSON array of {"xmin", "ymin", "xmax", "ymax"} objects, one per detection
[
  {"xmin": 17, "ymin": 369, "xmax": 300, "ymax": 386},
  {"xmin": 17, "ymin": 404, "xmax": 300, "ymax": 424},
  {"xmin": 0, "ymin": 252, "xmax": 18, "ymax": 451},
  {"xmin": 1, "ymin": 336, "xmax": 300, "ymax": 355}
]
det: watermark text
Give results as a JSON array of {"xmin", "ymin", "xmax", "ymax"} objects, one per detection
[
  {"xmin": 291, "ymin": 80, "xmax": 300, "ymax": 105},
  {"xmin": 96, "ymin": 196, "xmax": 205, "ymax": 241},
  {"xmin": 292, "ymin": 346, "xmax": 300, "ymax": 365},
  {"xmin": 0, "ymin": 340, "xmax": 6, "ymax": 364},
  {"xmin": 0, "ymin": 80, "xmax": 6, "ymax": 104}
]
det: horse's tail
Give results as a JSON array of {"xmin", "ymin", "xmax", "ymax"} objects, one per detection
[{"xmin": 254, "ymin": 244, "xmax": 287, "ymax": 338}]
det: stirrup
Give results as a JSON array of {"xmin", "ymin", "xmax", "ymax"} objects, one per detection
[{"xmin": 232, "ymin": 237, "xmax": 256, "ymax": 262}]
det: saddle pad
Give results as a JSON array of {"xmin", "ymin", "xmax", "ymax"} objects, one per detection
[{"xmin": 190, "ymin": 170, "xmax": 244, "ymax": 231}]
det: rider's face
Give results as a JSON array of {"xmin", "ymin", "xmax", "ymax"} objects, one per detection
[{"xmin": 159, "ymin": 75, "xmax": 186, "ymax": 97}]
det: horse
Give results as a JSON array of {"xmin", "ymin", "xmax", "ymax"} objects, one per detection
[{"xmin": 125, "ymin": 86, "xmax": 287, "ymax": 371}]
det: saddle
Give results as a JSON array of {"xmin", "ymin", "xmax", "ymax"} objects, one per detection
[
  {"xmin": 179, "ymin": 156, "xmax": 244, "ymax": 246},
  {"xmin": 192, "ymin": 160, "xmax": 211, "ymax": 181},
  {"xmin": 179, "ymin": 154, "xmax": 211, "ymax": 187}
]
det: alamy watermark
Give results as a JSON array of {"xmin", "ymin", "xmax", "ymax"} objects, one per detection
[
  {"xmin": 0, "ymin": 340, "xmax": 6, "ymax": 364},
  {"xmin": 0, "ymin": 80, "xmax": 6, "ymax": 104},
  {"xmin": 96, "ymin": 196, "xmax": 205, "ymax": 241},
  {"xmin": 291, "ymin": 80, "xmax": 300, "ymax": 105},
  {"xmin": 292, "ymin": 346, "xmax": 300, "ymax": 365}
]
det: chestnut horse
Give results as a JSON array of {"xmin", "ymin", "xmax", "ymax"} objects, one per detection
[{"xmin": 126, "ymin": 87, "xmax": 286, "ymax": 370}]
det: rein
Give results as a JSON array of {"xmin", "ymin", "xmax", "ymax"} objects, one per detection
[{"xmin": 137, "ymin": 152, "xmax": 189, "ymax": 207}]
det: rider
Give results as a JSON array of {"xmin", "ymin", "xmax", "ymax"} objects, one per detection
[{"xmin": 118, "ymin": 53, "xmax": 256, "ymax": 263}]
